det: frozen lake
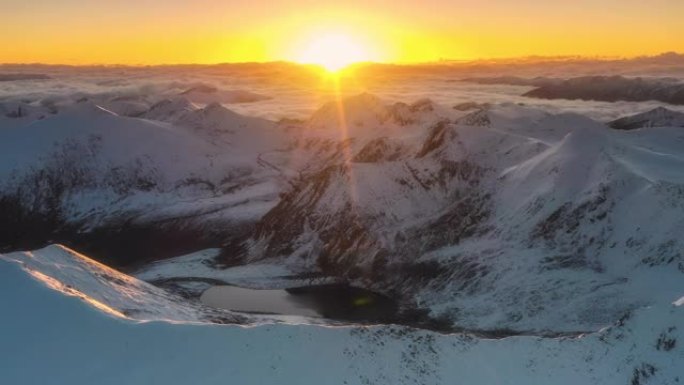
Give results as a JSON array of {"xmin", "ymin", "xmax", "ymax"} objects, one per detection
[{"xmin": 201, "ymin": 284, "xmax": 399, "ymax": 322}]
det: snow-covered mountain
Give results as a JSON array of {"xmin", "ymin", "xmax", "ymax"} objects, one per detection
[
  {"xmin": 609, "ymin": 107, "xmax": 684, "ymax": 130},
  {"xmin": 230, "ymin": 98, "xmax": 684, "ymax": 333},
  {"xmin": 1, "ymin": 93, "xmax": 683, "ymax": 335},
  {"xmin": 178, "ymin": 84, "xmax": 271, "ymax": 104},
  {"xmin": 306, "ymin": 93, "xmax": 451, "ymax": 137},
  {"xmin": 1, "ymin": 86, "xmax": 684, "ymax": 384},
  {"xmin": 0, "ymin": 99, "xmax": 290, "ymax": 264},
  {"xmin": 1, "ymin": 244, "xmax": 683, "ymax": 385},
  {"xmin": 4, "ymin": 59, "xmax": 684, "ymax": 385},
  {"xmin": 136, "ymin": 97, "xmax": 198, "ymax": 121}
]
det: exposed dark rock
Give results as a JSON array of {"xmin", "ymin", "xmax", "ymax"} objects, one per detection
[
  {"xmin": 453, "ymin": 102, "xmax": 490, "ymax": 111},
  {"xmin": 416, "ymin": 120, "xmax": 452, "ymax": 158},
  {"xmin": 656, "ymin": 327, "xmax": 677, "ymax": 351},
  {"xmin": 532, "ymin": 185, "xmax": 611, "ymax": 245},
  {"xmin": 354, "ymin": 137, "xmax": 406, "ymax": 163},
  {"xmin": 456, "ymin": 110, "xmax": 491, "ymax": 126},
  {"xmin": 630, "ymin": 363, "xmax": 657, "ymax": 385}
]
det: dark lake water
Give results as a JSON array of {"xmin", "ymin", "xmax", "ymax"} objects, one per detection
[{"xmin": 200, "ymin": 284, "xmax": 399, "ymax": 323}]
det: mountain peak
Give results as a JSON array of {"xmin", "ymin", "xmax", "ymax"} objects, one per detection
[
  {"xmin": 609, "ymin": 107, "xmax": 684, "ymax": 130},
  {"xmin": 180, "ymin": 84, "xmax": 218, "ymax": 95}
]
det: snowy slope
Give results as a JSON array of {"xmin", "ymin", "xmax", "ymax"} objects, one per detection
[
  {"xmin": 1, "ymin": 248, "xmax": 683, "ymax": 385},
  {"xmin": 173, "ymin": 101, "xmax": 283, "ymax": 149},
  {"xmin": 1, "ymin": 244, "xmax": 244, "ymax": 323},
  {"xmin": 139, "ymin": 97, "xmax": 199, "ymax": 122}
]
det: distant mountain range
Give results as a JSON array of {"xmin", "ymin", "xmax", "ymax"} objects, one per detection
[
  {"xmin": 463, "ymin": 75, "xmax": 684, "ymax": 105},
  {"xmin": 0, "ymin": 73, "xmax": 51, "ymax": 81},
  {"xmin": 609, "ymin": 107, "xmax": 684, "ymax": 130}
]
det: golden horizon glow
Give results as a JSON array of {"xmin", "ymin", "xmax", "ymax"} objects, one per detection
[
  {"xmin": 295, "ymin": 33, "xmax": 374, "ymax": 72},
  {"xmin": 1, "ymin": 1, "xmax": 683, "ymax": 65}
]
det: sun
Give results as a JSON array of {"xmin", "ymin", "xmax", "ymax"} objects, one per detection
[{"xmin": 296, "ymin": 33, "xmax": 370, "ymax": 72}]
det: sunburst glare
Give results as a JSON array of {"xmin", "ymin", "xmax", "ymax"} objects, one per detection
[{"xmin": 296, "ymin": 33, "xmax": 372, "ymax": 72}]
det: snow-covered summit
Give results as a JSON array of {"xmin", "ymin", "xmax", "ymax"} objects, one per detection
[
  {"xmin": 306, "ymin": 93, "xmax": 452, "ymax": 139},
  {"xmin": 141, "ymin": 97, "xmax": 198, "ymax": 122},
  {"xmin": 179, "ymin": 84, "xmax": 271, "ymax": 104}
]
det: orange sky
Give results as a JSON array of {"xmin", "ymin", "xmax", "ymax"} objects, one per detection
[{"xmin": 1, "ymin": 0, "xmax": 682, "ymax": 65}]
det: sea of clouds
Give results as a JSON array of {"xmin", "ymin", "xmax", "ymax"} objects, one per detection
[{"xmin": 2, "ymin": 53, "xmax": 684, "ymax": 123}]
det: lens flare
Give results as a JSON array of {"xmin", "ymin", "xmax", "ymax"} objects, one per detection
[{"xmin": 296, "ymin": 33, "xmax": 370, "ymax": 72}]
